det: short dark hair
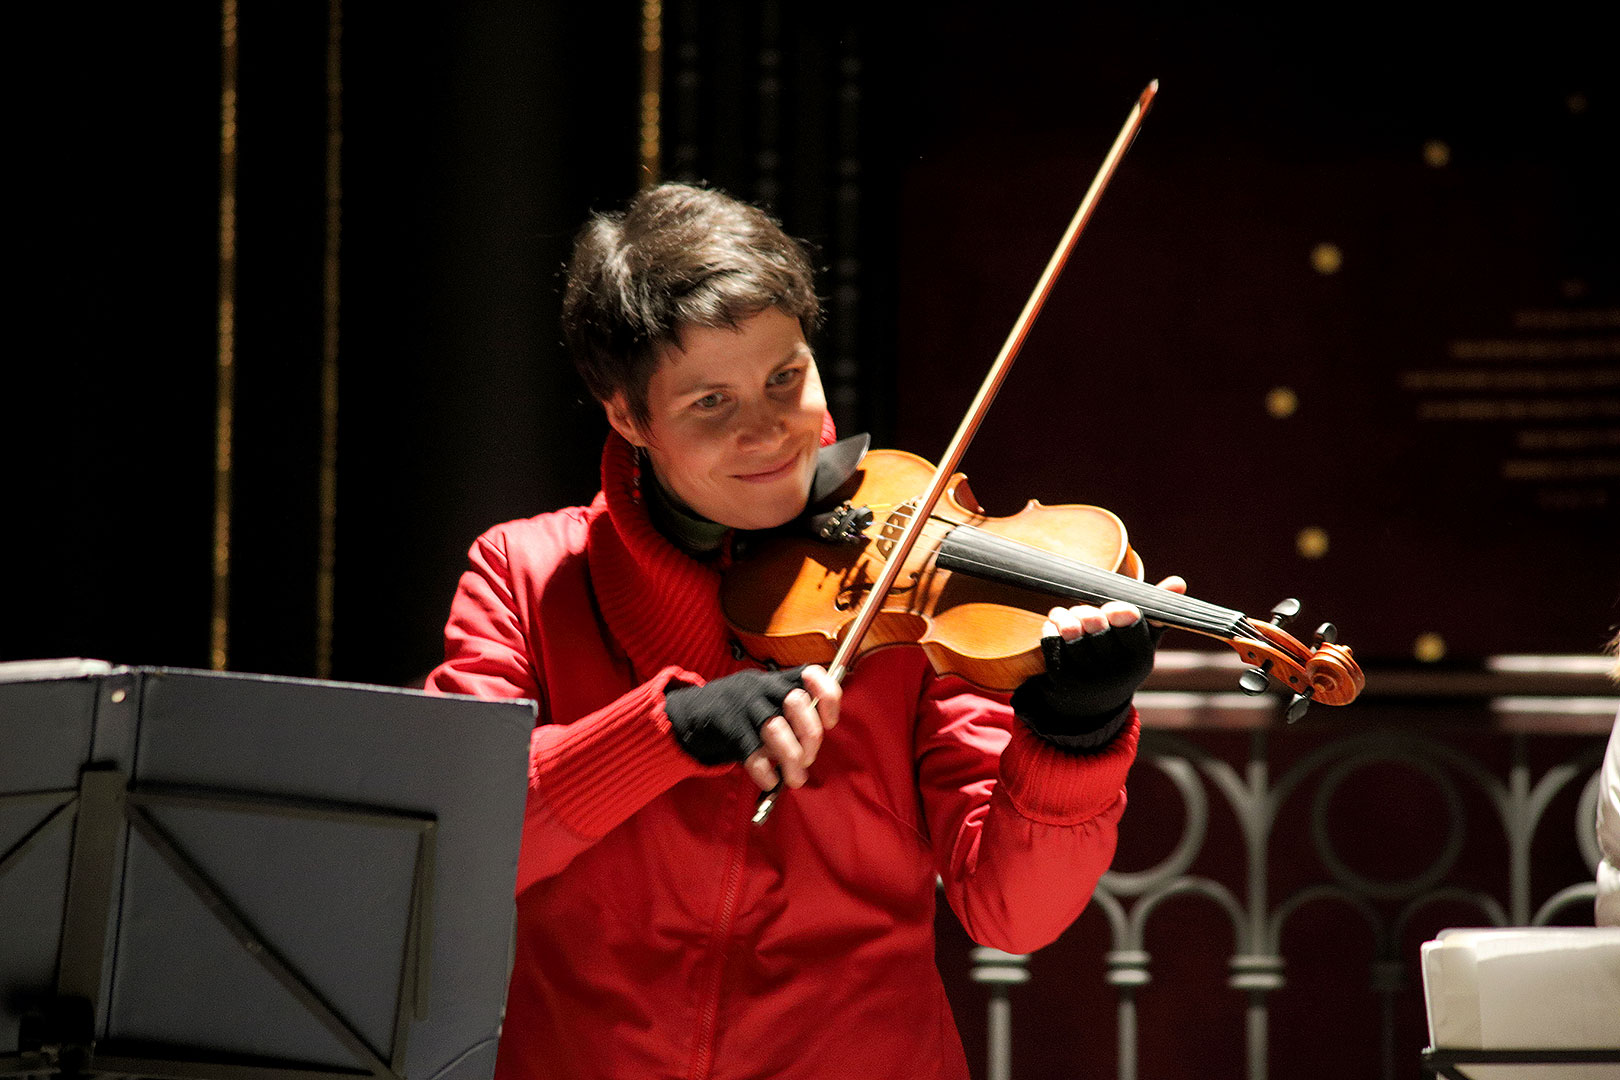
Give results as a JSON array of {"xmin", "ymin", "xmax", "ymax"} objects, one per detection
[{"xmin": 561, "ymin": 183, "xmax": 821, "ymax": 427}]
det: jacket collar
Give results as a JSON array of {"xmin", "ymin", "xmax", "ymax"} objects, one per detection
[
  {"xmin": 584, "ymin": 418, "xmax": 846, "ymax": 685},
  {"xmin": 584, "ymin": 431, "xmax": 747, "ymax": 684}
]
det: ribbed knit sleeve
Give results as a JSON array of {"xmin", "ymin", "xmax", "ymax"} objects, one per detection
[
  {"xmin": 996, "ymin": 710, "xmax": 1140, "ymax": 825},
  {"xmin": 918, "ymin": 674, "xmax": 1138, "ymax": 955},
  {"xmin": 519, "ymin": 665, "xmax": 729, "ymax": 889}
]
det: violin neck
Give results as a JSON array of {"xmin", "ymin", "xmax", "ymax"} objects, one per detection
[{"xmin": 934, "ymin": 524, "xmax": 1251, "ymax": 640}]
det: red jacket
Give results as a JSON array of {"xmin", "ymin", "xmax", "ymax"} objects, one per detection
[{"xmin": 428, "ymin": 432, "xmax": 1138, "ymax": 1080}]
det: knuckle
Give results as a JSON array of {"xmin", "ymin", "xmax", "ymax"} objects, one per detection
[{"xmin": 769, "ymin": 727, "xmax": 804, "ymax": 762}]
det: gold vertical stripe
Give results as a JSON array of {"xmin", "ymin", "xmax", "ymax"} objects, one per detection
[
  {"xmin": 640, "ymin": 0, "xmax": 662, "ymax": 186},
  {"xmin": 317, "ymin": 0, "xmax": 343, "ymax": 678},
  {"xmin": 213, "ymin": 0, "xmax": 239, "ymax": 671}
]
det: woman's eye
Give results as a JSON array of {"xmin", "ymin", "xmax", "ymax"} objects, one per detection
[
  {"xmin": 693, "ymin": 392, "xmax": 725, "ymax": 410},
  {"xmin": 769, "ymin": 367, "xmax": 803, "ymax": 388}
]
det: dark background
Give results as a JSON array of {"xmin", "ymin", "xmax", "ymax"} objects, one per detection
[
  {"xmin": 10, "ymin": 3, "xmax": 1615, "ymax": 683},
  {"xmin": 889, "ymin": 8, "xmax": 1619, "ymax": 667},
  {"xmin": 7, "ymin": 4, "xmax": 1617, "ymax": 1078}
]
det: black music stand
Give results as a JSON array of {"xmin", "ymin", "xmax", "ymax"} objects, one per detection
[
  {"xmin": 0, "ymin": 661, "xmax": 533, "ymax": 1080},
  {"xmin": 1422, "ymin": 1047, "xmax": 1620, "ymax": 1078}
]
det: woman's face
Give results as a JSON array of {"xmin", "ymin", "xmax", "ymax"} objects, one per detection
[{"xmin": 607, "ymin": 307, "xmax": 827, "ymax": 531}]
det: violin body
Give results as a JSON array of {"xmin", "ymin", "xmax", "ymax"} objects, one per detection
[
  {"xmin": 724, "ymin": 449, "xmax": 1365, "ymax": 709},
  {"xmin": 726, "ymin": 449, "xmax": 1136, "ymax": 689}
]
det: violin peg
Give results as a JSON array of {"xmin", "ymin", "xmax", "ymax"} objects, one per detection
[
  {"xmin": 1269, "ymin": 598, "xmax": 1302, "ymax": 627},
  {"xmin": 1239, "ymin": 667, "xmax": 1271, "ymax": 695},
  {"xmin": 1312, "ymin": 622, "xmax": 1338, "ymax": 646},
  {"xmin": 813, "ymin": 502, "xmax": 874, "ymax": 544},
  {"xmin": 1285, "ymin": 689, "xmax": 1315, "ymax": 723}
]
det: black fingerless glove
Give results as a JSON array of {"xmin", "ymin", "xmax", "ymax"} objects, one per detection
[
  {"xmin": 1010, "ymin": 621, "xmax": 1161, "ymax": 751},
  {"xmin": 664, "ymin": 666, "xmax": 807, "ymax": 765}
]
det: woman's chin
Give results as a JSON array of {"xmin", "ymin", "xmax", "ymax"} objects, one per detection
[
  {"xmin": 720, "ymin": 504, "xmax": 800, "ymax": 532},
  {"xmin": 711, "ymin": 484, "xmax": 809, "ymax": 531}
]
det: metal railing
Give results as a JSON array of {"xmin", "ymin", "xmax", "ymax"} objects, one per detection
[{"xmin": 967, "ymin": 654, "xmax": 1618, "ymax": 1080}]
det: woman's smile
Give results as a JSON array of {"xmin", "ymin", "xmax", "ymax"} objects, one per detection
[{"xmin": 733, "ymin": 457, "xmax": 800, "ymax": 482}]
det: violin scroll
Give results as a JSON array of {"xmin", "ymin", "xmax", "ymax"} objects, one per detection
[{"xmin": 1228, "ymin": 614, "xmax": 1366, "ymax": 721}]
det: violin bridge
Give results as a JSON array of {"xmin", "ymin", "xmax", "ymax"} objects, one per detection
[{"xmin": 875, "ymin": 499, "xmax": 919, "ymax": 559}]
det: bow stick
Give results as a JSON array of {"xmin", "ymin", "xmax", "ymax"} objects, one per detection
[{"xmin": 754, "ymin": 81, "xmax": 1160, "ymax": 825}]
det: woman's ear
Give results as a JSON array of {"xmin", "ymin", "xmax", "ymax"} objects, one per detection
[{"xmin": 604, "ymin": 394, "xmax": 643, "ymax": 448}]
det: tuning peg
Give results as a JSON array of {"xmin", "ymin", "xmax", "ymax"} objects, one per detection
[
  {"xmin": 1239, "ymin": 664, "xmax": 1271, "ymax": 695},
  {"xmin": 814, "ymin": 502, "xmax": 874, "ymax": 544},
  {"xmin": 1312, "ymin": 622, "xmax": 1338, "ymax": 646},
  {"xmin": 1269, "ymin": 598, "xmax": 1302, "ymax": 627},
  {"xmin": 1285, "ymin": 688, "xmax": 1315, "ymax": 723}
]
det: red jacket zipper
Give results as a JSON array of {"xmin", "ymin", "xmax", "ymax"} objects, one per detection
[{"xmin": 688, "ymin": 785, "xmax": 751, "ymax": 1080}]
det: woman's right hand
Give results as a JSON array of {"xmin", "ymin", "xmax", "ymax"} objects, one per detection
[
  {"xmin": 664, "ymin": 664, "xmax": 841, "ymax": 790},
  {"xmin": 743, "ymin": 664, "xmax": 840, "ymax": 791}
]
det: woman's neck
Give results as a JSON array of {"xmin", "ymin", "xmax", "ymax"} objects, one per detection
[{"xmin": 643, "ymin": 466, "xmax": 728, "ymax": 556}]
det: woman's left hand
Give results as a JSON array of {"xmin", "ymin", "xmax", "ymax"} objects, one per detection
[
  {"xmin": 1010, "ymin": 575, "xmax": 1186, "ymax": 743},
  {"xmin": 1042, "ymin": 575, "xmax": 1186, "ymax": 640}
]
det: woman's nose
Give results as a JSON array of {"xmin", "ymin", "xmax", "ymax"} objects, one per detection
[{"xmin": 735, "ymin": 398, "xmax": 787, "ymax": 445}]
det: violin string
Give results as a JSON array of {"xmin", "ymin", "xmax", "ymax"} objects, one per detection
[
  {"xmin": 850, "ymin": 507, "xmax": 1257, "ymax": 638},
  {"xmin": 863, "ymin": 515, "xmax": 1258, "ymax": 640},
  {"xmin": 936, "ymin": 548, "xmax": 1245, "ymax": 636},
  {"xmin": 962, "ymin": 527, "xmax": 1252, "ymax": 632},
  {"xmin": 972, "ymin": 568, "xmax": 1243, "ymax": 639}
]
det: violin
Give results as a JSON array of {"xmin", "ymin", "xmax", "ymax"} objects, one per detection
[{"xmin": 723, "ymin": 448, "xmax": 1365, "ymax": 717}]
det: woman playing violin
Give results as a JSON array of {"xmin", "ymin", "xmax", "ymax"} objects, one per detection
[{"xmin": 427, "ymin": 182, "xmax": 1186, "ymax": 1080}]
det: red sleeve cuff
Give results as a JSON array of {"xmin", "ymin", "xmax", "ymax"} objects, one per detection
[
  {"xmin": 996, "ymin": 708, "xmax": 1140, "ymax": 826},
  {"xmin": 531, "ymin": 665, "xmax": 730, "ymax": 839}
]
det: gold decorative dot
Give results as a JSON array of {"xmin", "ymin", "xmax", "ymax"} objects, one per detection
[
  {"xmin": 1414, "ymin": 633, "xmax": 1447, "ymax": 663},
  {"xmin": 1311, "ymin": 243, "xmax": 1343, "ymax": 275},
  {"xmin": 1266, "ymin": 387, "xmax": 1299, "ymax": 419},
  {"xmin": 1423, "ymin": 140, "xmax": 1451, "ymax": 168},
  {"xmin": 111, "ymin": 689, "xmax": 127, "ymax": 704},
  {"xmin": 1296, "ymin": 527, "xmax": 1329, "ymax": 559}
]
